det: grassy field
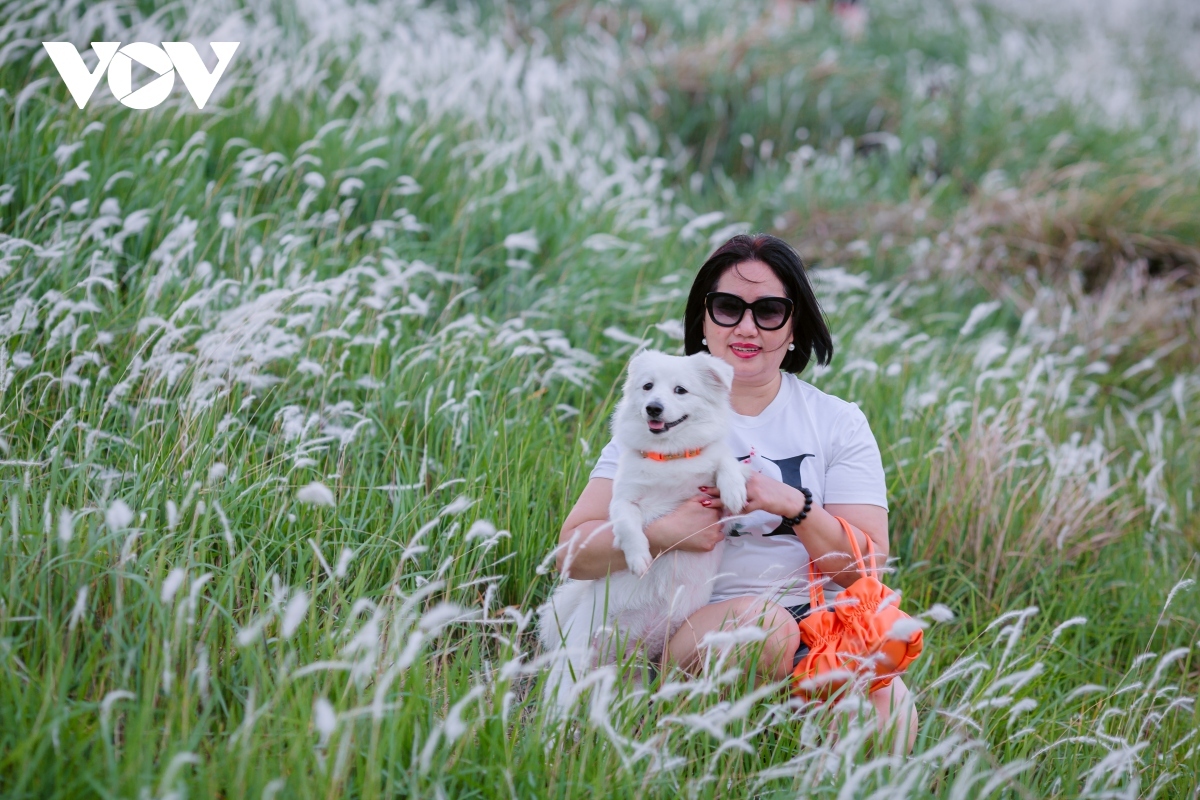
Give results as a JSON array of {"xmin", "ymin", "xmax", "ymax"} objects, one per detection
[{"xmin": 1, "ymin": 0, "xmax": 1198, "ymax": 796}]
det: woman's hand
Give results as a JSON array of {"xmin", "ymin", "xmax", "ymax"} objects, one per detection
[
  {"xmin": 701, "ymin": 472, "xmax": 805, "ymax": 520},
  {"xmin": 644, "ymin": 494, "xmax": 726, "ymax": 554}
]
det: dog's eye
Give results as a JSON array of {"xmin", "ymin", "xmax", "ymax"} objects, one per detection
[
  {"xmin": 673, "ymin": 386, "xmax": 688, "ymax": 395},
  {"xmin": 642, "ymin": 382, "xmax": 653, "ymax": 391}
]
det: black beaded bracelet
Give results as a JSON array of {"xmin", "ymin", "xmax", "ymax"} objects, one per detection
[{"xmin": 780, "ymin": 487, "xmax": 813, "ymax": 527}]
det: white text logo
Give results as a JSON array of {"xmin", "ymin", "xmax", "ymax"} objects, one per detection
[{"xmin": 42, "ymin": 41, "xmax": 240, "ymax": 110}]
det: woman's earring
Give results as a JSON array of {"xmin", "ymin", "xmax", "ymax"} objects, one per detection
[
  {"xmin": 702, "ymin": 338, "xmax": 707, "ymax": 346},
  {"xmin": 788, "ymin": 342, "xmax": 795, "ymax": 351}
]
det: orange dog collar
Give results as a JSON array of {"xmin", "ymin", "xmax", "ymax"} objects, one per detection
[{"xmin": 640, "ymin": 447, "xmax": 703, "ymax": 462}]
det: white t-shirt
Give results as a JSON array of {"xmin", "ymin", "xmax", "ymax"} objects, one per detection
[{"xmin": 588, "ymin": 371, "xmax": 888, "ymax": 607}]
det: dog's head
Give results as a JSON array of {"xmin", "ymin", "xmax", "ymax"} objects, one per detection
[{"xmin": 611, "ymin": 349, "xmax": 735, "ymax": 452}]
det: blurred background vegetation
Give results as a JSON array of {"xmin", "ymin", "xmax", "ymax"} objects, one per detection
[{"xmin": 0, "ymin": 0, "xmax": 1198, "ymax": 796}]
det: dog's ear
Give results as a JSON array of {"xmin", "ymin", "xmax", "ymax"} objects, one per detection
[
  {"xmin": 620, "ymin": 348, "xmax": 656, "ymax": 397},
  {"xmin": 627, "ymin": 347, "xmax": 657, "ymax": 373},
  {"xmin": 694, "ymin": 353, "xmax": 734, "ymax": 394},
  {"xmin": 624, "ymin": 347, "xmax": 658, "ymax": 381}
]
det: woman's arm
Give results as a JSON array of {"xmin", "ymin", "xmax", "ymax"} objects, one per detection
[
  {"xmin": 555, "ymin": 478, "xmax": 727, "ymax": 580},
  {"xmin": 803, "ymin": 502, "xmax": 888, "ymax": 586}
]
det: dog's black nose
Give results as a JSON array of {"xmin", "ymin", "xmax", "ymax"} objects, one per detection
[{"xmin": 645, "ymin": 401, "xmax": 663, "ymax": 418}]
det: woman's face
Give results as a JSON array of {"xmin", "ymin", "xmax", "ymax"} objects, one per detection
[{"xmin": 702, "ymin": 260, "xmax": 794, "ymax": 386}]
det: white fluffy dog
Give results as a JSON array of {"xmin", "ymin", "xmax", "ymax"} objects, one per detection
[{"xmin": 539, "ymin": 349, "xmax": 749, "ymax": 710}]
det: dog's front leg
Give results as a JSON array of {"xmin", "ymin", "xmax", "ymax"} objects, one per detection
[
  {"xmin": 610, "ymin": 498, "xmax": 652, "ymax": 577},
  {"xmin": 715, "ymin": 458, "xmax": 750, "ymax": 515}
]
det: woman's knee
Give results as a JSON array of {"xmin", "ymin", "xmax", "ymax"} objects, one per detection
[
  {"xmin": 666, "ymin": 597, "xmax": 800, "ymax": 681},
  {"xmin": 869, "ymin": 676, "xmax": 913, "ymax": 717},
  {"xmin": 754, "ymin": 603, "xmax": 801, "ymax": 681},
  {"xmin": 870, "ymin": 677, "xmax": 918, "ymax": 753},
  {"xmin": 723, "ymin": 598, "xmax": 801, "ymax": 681}
]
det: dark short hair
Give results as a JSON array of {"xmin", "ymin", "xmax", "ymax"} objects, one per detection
[{"xmin": 683, "ymin": 233, "xmax": 833, "ymax": 374}]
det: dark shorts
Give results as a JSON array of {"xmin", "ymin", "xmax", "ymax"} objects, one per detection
[{"xmin": 786, "ymin": 603, "xmax": 812, "ymax": 669}]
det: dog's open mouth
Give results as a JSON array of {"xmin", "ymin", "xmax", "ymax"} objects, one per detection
[{"xmin": 648, "ymin": 414, "xmax": 688, "ymax": 434}]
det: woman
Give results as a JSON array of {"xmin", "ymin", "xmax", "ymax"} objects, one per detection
[{"xmin": 555, "ymin": 233, "xmax": 917, "ymax": 750}]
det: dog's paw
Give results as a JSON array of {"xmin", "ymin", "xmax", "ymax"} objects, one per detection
[
  {"xmin": 624, "ymin": 544, "xmax": 653, "ymax": 577},
  {"xmin": 723, "ymin": 484, "xmax": 748, "ymax": 515},
  {"xmin": 719, "ymin": 469, "xmax": 750, "ymax": 515}
]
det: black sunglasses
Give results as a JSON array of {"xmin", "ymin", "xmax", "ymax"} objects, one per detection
[{"xmin": 705, "ymin": 292, "xmax": 794, "ymax": 331}]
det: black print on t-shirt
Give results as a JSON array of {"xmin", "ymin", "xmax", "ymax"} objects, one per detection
[{"xmin": 727, "ymin": 452, "xmax": 815, "ymax": 538}]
